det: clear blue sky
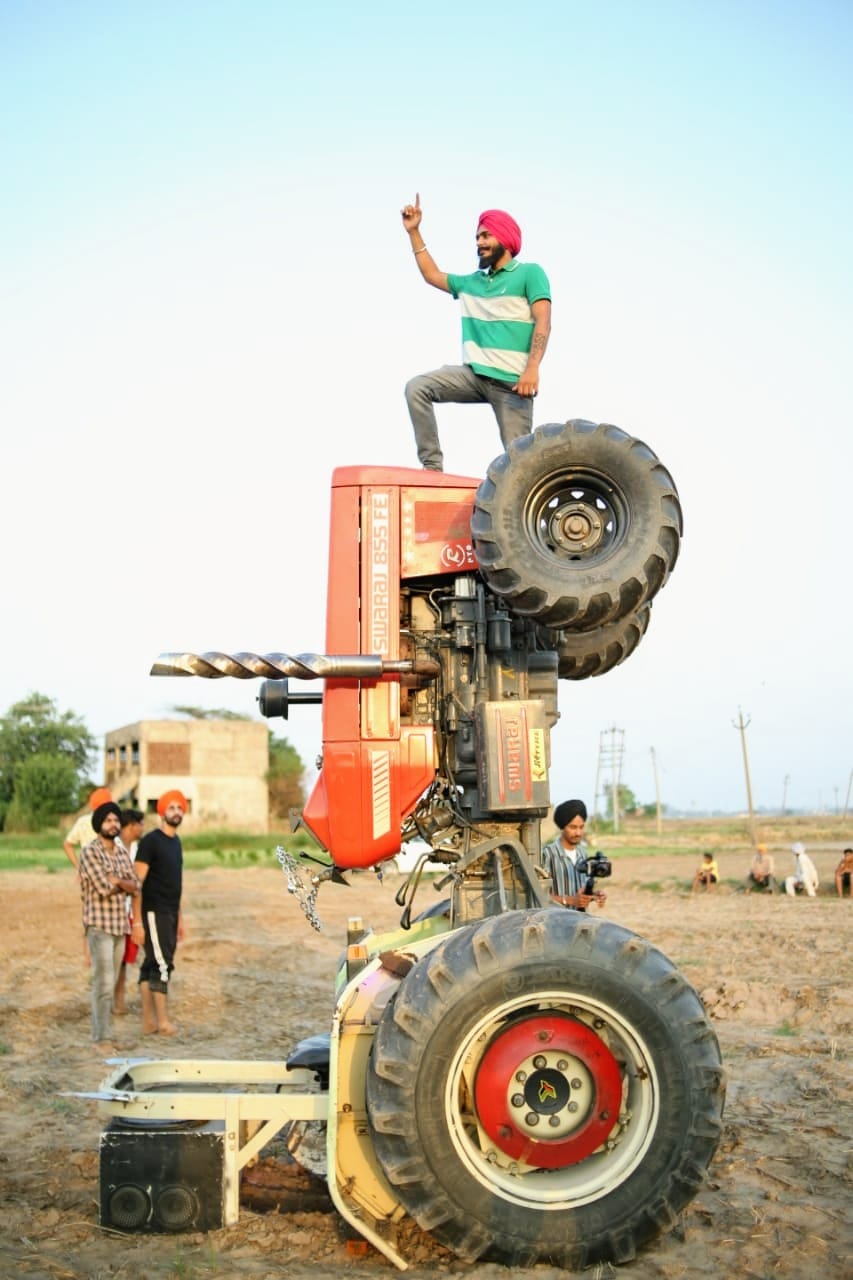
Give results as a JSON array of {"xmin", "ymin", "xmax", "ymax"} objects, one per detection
[{"xmin": 2, "ymin": 1, "xmax": 851, "ymax": 815}]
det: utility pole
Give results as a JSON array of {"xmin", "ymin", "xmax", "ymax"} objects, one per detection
[
  {"xmin": 650, "ymin": 746, "xmax": 663, "ymax": 837},
  {"xmin": 733, "ymin": 708, "xmax": 757, "ymax": 845},
  {"xmin": 781, "ymin": 774, "xmax": 790, "ymax": 817},
  {"xmin": 595, "ymin": 726, "xmax": 625, "ymax": 833},
  {"xmin": 844, "ymin": 769, "xmax": 852, "ymax": 821}
]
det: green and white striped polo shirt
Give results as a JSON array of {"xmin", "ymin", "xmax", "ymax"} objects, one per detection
[{"xmin": 447, "ymin": 260, "xmax": 551, "ymax": 384}]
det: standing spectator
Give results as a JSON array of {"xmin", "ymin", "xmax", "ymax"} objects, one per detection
[
  {"xmin": 113, "ymin": 809, "xmax": 145, "ymax": 1016},
  {"xmin": 133, "ymin": 790, "xmax": 187, "ymax": 1036},
  {"xmin": 784, "ymin": 842, "xmax": 819, "ymax": 897},
  {"xmin": 744, "ymin": 844, "xmax": 777, "ymax": 893},
  {"xmin": 541, "ymin": 799, "xmax": 607, "ymax": 912},
  {"xmin": 835, "ymin": 848, "xmax": 853, "ymax": 898},
  {"xmin": 78, "ymin": 800, "xmax": 141, "ymax": 1051},
  {"xmin": 401, "ymin": 194, "xmax": 551, "ymax": 470},
  {"xmin": 63, "ymin": 786, "xmax": 112, "ymax": 870},
  {"xmin": 691, "ymin": 851, "xmax": 719, "ymax": 893}
]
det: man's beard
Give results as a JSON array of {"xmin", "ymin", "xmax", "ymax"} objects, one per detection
[
  {"xmin": 165, "ymin": 814, "xmax": 183, "ymax": 830},
  {"xmin": 478, "ymin": 242, "xmax": 505, "ymax": 271}
]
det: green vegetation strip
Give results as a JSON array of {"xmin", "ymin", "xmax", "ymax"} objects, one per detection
[{"xmin": 0, "ymin": 830, "xmax": 321, "ymax": 872}]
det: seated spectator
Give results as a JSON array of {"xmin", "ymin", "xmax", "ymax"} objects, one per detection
[
  {"xmin": 744, "ymin": 844, "xmax": 777, "ymax": 893},
  {"xmin": 691, "ymin": 851, "xmax": 718, "ymax": 893},
  {"xmin": 835, "ymin": 848, "xmax": 853, "ymax": 898},
  {"xmin": 784, "ymin": 842, "xmax": 819, "ymax": 897}
]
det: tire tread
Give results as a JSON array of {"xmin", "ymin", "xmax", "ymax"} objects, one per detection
[{"xmin": 365, "ymin": 909, "xmax": 724, "ymax": 1268}]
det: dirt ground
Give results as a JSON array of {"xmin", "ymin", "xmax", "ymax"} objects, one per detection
[{"xmin": 1, "ymin": 848, "xmax": 851, "ymax": 1280}]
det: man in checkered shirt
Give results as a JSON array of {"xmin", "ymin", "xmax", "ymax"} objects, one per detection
[{"xmin": 79, "ymin": 800, "xmax": 141, "ymax": 1051}]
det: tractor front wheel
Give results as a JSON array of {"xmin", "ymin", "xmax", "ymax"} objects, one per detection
[{"xmin": 471, "ymin": 420, "xmax": 682, "ymax": 629}]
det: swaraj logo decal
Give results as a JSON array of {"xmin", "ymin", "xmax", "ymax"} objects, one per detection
[
  {"xmin": 529, "ymin": 728, "xmax": 547, "ymax": 783},
  {"xmin": 538, "ymin": 1078, "xmax": 558, "ymax": 1104},
  {"xmin": 439, "ymin": 541, "xmax": 477, "ymax": 570}
]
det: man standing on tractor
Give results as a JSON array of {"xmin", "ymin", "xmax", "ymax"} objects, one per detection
[{"xmin": 401, "ymin": 194, "xmax": 551, "ymax": 471}]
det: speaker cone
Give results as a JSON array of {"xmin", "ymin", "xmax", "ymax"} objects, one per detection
[
  {"xmin": 108, "ymin": 1184, "xmax": 151, "ymax": 1229},
  {"xmin": 155, "ymin": 1184, "xmax": 199, "ymax": 1230}
]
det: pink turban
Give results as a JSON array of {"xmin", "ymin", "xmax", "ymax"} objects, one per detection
[{"xmin": 478, "ymin": 209, "xmax": 522, "ymax": 258}]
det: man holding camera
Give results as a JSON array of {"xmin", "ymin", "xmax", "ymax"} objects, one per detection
[{"xmin": 542, "ymin": 798, "xmax": 608, "ymax": 911}]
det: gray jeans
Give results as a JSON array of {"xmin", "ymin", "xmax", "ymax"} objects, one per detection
[
  {"xmin": 405, "ymin": 364, "xmax": 534, "ymax": 470},
  {"xmin": 86, "ymin": 927, "xmax": 125, "ymax": 1042}
]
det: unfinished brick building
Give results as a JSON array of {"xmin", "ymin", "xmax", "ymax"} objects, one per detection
[{"xmin": 103, "ymin": 719, "xmax": 269, "ymax": 833}]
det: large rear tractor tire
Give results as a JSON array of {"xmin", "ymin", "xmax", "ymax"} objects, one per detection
[
  {"xmin": 365, "ymin": 909, "xmax": 724, "ymax": 1269},
  {"xmin": 553, "ymin": 602, "xmax": 651, "ymax": 680},
  {"xmin": 471, "ymin": 420, "xmax": 682, "ymax": 629}
]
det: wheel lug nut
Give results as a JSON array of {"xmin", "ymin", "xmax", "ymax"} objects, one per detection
[
  {"xmin": 533, "ymin": 1055, "xmax": 546, "ymax": 1069},
  {"xmin": 525, "ymin": 1113, "xmax": 539, "ymax": 1126},
  {"xmin": 511, "ymin": 1093, "xmax": 524, "ymax": 1108},
  {"xmin": 568, "ymin": 1101, "xmax": 579, "ymax": 1113},
  {"xmin": 515, "ymin": 1070, "xmax": 527, "ymax": 1083},
  {"xmin": 548, "ymin": 1115, "xmax": 561, "ymax": 1128},
  {"xmin": 571, "ymin": 1078, "xmax": 582, "ymax": 1090},
  {"xmin": 557, "ymin": 1059, "xmax": 568, "ymax": 1070}
]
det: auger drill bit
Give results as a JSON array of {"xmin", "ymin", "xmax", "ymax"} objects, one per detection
[{"xmin": 150, "ymin": 651, "xmax": 439, "ymax": 680}]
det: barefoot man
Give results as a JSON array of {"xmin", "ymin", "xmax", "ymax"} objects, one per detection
[{"xmin": 133, "ymin": 790, "xmax": 187, "ymax": 1036}]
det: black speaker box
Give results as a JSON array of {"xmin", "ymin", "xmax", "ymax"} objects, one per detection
[{"xmin": 99, "ymin": 1120, "xmax": 225, "ymax": 1232}]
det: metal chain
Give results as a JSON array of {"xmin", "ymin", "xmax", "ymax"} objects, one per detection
[{"xmin": 275, "ymin": 845, "xmax": 323, "ymax": 931}]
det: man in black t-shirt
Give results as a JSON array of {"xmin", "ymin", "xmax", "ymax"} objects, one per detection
[{"xmin": 133, "ymin": 789, "xmax": 187, "ymax": 1036}]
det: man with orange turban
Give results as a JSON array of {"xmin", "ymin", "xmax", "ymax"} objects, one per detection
[
  {"xmin": 401, "ymin": 193, "xmax": 551, "ymax": 471},
  {"xmin": 132, "ymin": 790, "xmax": 188, "ymax": 1036},
  {"xmin": 62, "ymin": 786, "xmax": 113, "ymax": 870}
]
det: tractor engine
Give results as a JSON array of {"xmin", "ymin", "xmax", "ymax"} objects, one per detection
[
  {"xmin": 396, "ymin": 573, "xmax": 561, "ymax": 920},
  {"xmin": 402, "ymin": 572, "xmax": 559, "ymax": 829},
  {"xmin": 295, "ymin": 466, "xmax": 560, "ymax": 923}
]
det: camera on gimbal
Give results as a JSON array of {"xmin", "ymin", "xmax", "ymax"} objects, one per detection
[{"xmin": 576, "ymin": 850, "xmax": 612, "ymax": 896}]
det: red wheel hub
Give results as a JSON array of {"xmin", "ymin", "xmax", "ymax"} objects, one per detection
[{"xmin": 473, "ymin": 1014, "xmax": 622, "ymax": 1168}]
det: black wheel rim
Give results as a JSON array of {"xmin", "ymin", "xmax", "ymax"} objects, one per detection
[{"xmin": 524, "ymin": 470, "xmax": 628, "ymax": 568}]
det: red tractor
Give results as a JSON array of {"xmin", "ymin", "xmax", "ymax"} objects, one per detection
[{"xmin": 93, "ymin": 421, "xmax": 724, "ymax": 1270}]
